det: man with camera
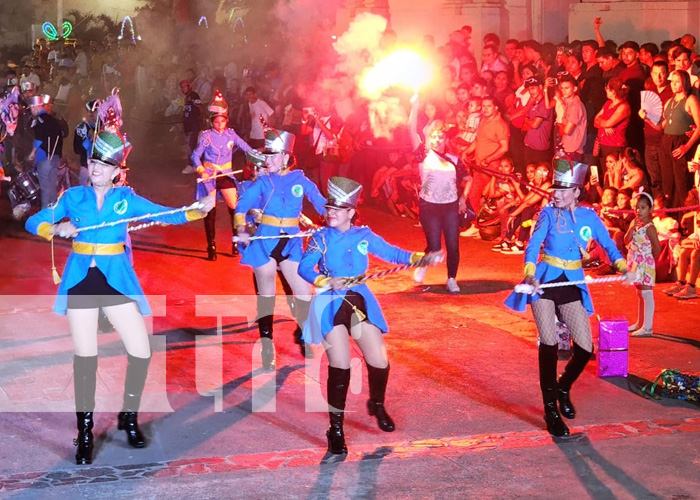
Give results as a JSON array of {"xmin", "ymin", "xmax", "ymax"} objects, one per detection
[
  {"xmin": 546, "ymin": 74, "xmax": 587, "ymax": 158},
  {"xmin": 300, "ymin": 95, "xmax": 343, "ymax": 195}
]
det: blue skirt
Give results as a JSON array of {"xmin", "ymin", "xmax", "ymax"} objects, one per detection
[{"xmin": 302, "ymin": 284, "xmax": 388, "ymax": 345}]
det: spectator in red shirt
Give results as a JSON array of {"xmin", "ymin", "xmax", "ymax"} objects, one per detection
[{"xmin": 594, "ymin": 77, "xmax": 631, "ymax": 177}]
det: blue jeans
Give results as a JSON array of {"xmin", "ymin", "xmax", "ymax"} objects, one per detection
[
  {"xmin": 36, "ymin": 156, "xmax": 60, "ymax": 208},
  {"xmin": 644, "ymin": 143, "xmax": 663, "ymax": 199},
  {"xmin": 419, "ymin": 199, "xmax": 460, "ymax": 280}
]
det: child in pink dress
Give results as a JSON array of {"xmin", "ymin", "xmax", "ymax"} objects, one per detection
[{"xmin": 624, "ymin": 192, "xmax": 661, "ymax": 337}]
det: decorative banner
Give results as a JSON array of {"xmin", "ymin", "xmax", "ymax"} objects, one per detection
[
  {"xmin": 42, "ymin": 21, "xmax": 72, "ymax": 41},
  {"xmin": 118, "ymin": 16, "xmax": 141, "ymax": 43},
  {"xmin": 198, "ymin": 16, "xmax": 209, "ymax": 28}
]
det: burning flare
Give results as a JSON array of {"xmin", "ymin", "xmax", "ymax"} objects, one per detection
[{"xmin": 359, "ymin": 49, "xmax": 435, "ymax": 100}]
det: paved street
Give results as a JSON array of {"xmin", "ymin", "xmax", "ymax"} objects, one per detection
[{"xmin": 0, "ymin": 124, "xmax": 698, "ymax": 499}]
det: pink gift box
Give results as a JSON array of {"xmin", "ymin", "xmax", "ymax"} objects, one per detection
[
  {"xmin": 598, "ymin": 316, "xmax": 629, "ymax": 378},
  {"xmin": 598, "ymin": 350, "xmax": 628, "ymax": 378},
  {"xmin": 599, "ymin": 316, "xmax": 628, "ymax": 350}
]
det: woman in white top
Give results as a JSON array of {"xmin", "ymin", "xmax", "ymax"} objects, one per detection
[{"xmin": 409, "ymin": 95, "xmax": 468, "ymax": 293}]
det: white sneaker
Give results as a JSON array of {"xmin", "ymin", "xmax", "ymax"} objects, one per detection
[
  {"xmin": 500, "ymin": 241, "xmax": 523, "ymax": 254},
  {"xmin": 182, "ymin": 165, "xmax": 197, "ymax": 174},
  {"xmin": 413, "ymin": 266, "xmax": 427, "ymax": 283},
  {"xmin": 460, "ymin": 226, "xmax": 479, "ymax": 237},
  {"xmin": 674, "ymin": 285, "xmax": 698, "ymax": 300},
  {"xmin": 491, "ymin": 240, "xmax": 507, "ymax": 252},
  {"xmin": 627, "ymin": 323, "xmax": 640, "ymax": 332},
  {"xmin": 446, "ymin": 278, "xmax": 460, "ymax": 293},
  {"xmin": 631, "ymin": 328, "xmax": 653, "ymax": 337},
  {"xmin": 663, "ymin": 282, "xmax": 684, "ymax": 296}
]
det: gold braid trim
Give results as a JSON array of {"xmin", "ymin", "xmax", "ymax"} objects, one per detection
[
  {"xmin": 409, "ymin": 252, "xmax": 425, "ymax": 265},
  {"xmin": 524, "ymin": 262, "xmax": 537, "ymax": 277},
  {"xmin": 613, "ymin": 258, "xmax": 628, "ymax": 273}
]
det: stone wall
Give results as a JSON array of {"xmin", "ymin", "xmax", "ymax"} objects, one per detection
[
  {"xmin": 570, "ymin": 1, "xmax": 700, "ymax": 44},
  {"xmin": 337, "ymin": 0, "xmax": 700, "ymax": 50}
]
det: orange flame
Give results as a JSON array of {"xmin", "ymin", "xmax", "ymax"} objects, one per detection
[{"xmin": 359, "ymin": 49, "xmax": 435, "ymax": 100}]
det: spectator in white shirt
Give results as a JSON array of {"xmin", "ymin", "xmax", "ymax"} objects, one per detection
[
  {"xmin": 481, "ymin": 44, "xmax": 508, "ymax": 76},
  {"xmin": 245, "ymin": 86, "xmax": 274, "ymax": 148},
  {"xmin": 74, "ymin": 45, "xmax": 88, "ymax": 78},
  {"xmin": 19, "ymin": 65, "xmax": 41, "ymax": 89}
]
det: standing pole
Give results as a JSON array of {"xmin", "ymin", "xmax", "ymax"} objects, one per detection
[{"xmin": 57, "ymin": 0, "xmax": 63, "ymax": 38}]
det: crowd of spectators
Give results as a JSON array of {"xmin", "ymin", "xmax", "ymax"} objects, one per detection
[{"xmin": 2, "ymin": 16, "xmax": 700, "ymax": 293}]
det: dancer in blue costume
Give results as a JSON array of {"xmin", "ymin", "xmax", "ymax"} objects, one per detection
[
  {"xmin": 236, "ymin": 128, "xmax": 326, "ymax": 368},
  {"xmin": 504, "ymin": 153, "xmax": 630, "ymax": 437},
  {"xmin": 193, "ymin": 91, "xmax": 252, "ymax": 260},
  {"xmin": 299, "ymin": 177, "xmax": 442, "ymax": 454},
  {"xmin": 25, "ymin": 128, "xmax": 214, "ymax": 465}
]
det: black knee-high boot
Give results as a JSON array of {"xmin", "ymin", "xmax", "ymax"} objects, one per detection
[
  {"xmin": 327, "ymin": 366, "xmax": 351, "ymax": 454},
  {"xmin": 557, "ymin": 343, "xmax": 593, "ymax": 419},
  {"xmin": 74, "ymin": 355, "xmax": 97, "ymax": 465},
  {"xmin": 539, "ymin": 344, "xmax": 569, "ymax": 437},
  {"xmin": 204, "ymin": 207, "xmax": 217, "ymax": 261},
  {"xmin": 117, "ymin": 354, "xmax": 151, "ymax": 448},
  {"xmin": 257, "ymin": 295, "xmax": 276, "ymax": 370},
  {"xmin": 228, "ymin": 206, "xmax": 239, "ymax": 256},
  {"xmin": 366, "ymin": 363, "xmax": 395, "ymax": 432},
  {"xmin": 293, "ymin": 299, "xmax": 313, "ymax": 359}
]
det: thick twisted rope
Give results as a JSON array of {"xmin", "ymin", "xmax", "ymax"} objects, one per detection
[
  {"xmin": 248, "ymin": 229, "xmax": 317, "ymax": 241},
  {"xmin": 127, "ymin": 221, "xmax": 165, "ymax": 233},
  {"xmin": 607, "ymin": 204, "xmax": 700, "ymax": 216},
  {"xmin": 196, "ymin": 170, "xmax": 243, "ymax": 183},
  {"xmin": 318, "ymin": 260, "xmax": 438, "ymax": 292},
  {"xmin": 513, "ymin": 275, "xmax": 627, "ymax": 294},
  {"xmin": 75, "ymin": 203, "xmax": 203, "ymax": 233}
]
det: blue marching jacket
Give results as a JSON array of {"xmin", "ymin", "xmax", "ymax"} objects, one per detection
[
  {"xmin": 25, "ymin": 186, "xmax": 204, "ymax": 315},
  {"xmin": 298, "ymin": 226, "xmax": 417, "ymax": 345},
  {"xmin": 235, "ymin": 170, "xmax": 326, "ymax": 268},
  {"xmin": 504, "ymin": 204, "xmax": 625, "ymax": 315},
  {"xmin": 191, "ymin": 128, "xmax": 252, "ymax": 200}
]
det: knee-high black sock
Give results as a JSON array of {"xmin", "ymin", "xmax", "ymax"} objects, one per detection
[
  {"xmin": 293, "ymin": 299, "xmax": 311, "ymax": 342},
  {"xmin": 327, "ymin": 366, "xmax": 351, "ymax": 422},
  {"xmin": 227, "ymin": 206, "xmax": 236, "ymax": 235},
  {"xmin": 204, "ymin": 207, "xmax": 217, "ymax": 245},
  {"xmin": 122, "ymin": 354, "xmax": 151, "ymax": 412},
  {"xmin": 366, "ymin": 363, "xmax": 390, "ymax": 404},
  {"xmin": 257, "ymin": 295, "xmax": 275, "ymax": 339},
  {"xmin": 73, "ymin": 355, "xmax": 98, "ymax": 412},
  {"xmin": 538, "ymin": 343, "xmax": 559, "ymax": 403},
  {"xmin": 558, "ymin": 343, "xmax": 592, "ymax": 392}
]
